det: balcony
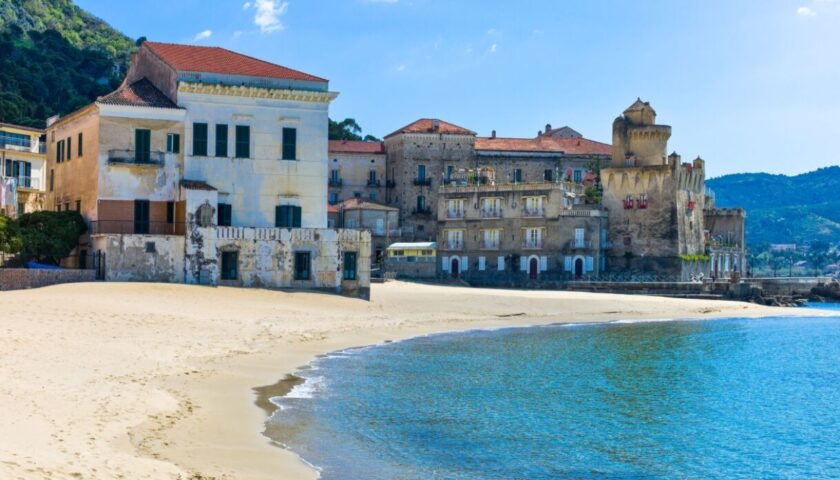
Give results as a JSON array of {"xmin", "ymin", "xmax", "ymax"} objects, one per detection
[
  {"xmin": 445, "ymin": 210, "xmax": 465, "ymax": 219},
  {"xmin": 566, "ymin": 239, "xmax": 594, "ymax": 250},
  {"xmin": 413, "ymin": 177, "xmax": 432, "ymax": 187},
  {"xmin": 329, "ymin": 178, "xmax": 343, "ymax": 187},
  {"xmin": 522, "ymin": 238, "xmax": 544, "ymax": 249},
  {"xmin": 445, "ymin": 241, "xmax": 464, "ymax": 251},
  {"xmin": 367, "ymin": 179, "xmax": 382, "ymax": 188},
  {"xmin": 480, "ymin": 240, "xmax": 500, "ymax": 250},
  {"xmin": 7, "ymin": 176, "xmax": 41, "ymax": 190},
  {"xmin": 107, "ymin": 149, "xmax": 165, "ymax": 166},
  {"xmin": 522, "ymin": 208, "xmax": 545, "ymax": 218},
  {"xmin": 481, "ymin": 209, "xmax": 502, "ymax": 219},
  {"xmin": 411, "ymin": 207, "xmax": 432, "ymax": 216},
  {"xmin": 1, "ymin": 139, "xmax": 44, "ymax": 154}
]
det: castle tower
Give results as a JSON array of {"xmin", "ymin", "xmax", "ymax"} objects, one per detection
[{"xmin": 611, "ymin": 98, "xmax": 672, "ymax": 168}]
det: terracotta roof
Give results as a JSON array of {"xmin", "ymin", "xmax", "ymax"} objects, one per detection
[
  {"xmin": 143, "ymin": 41, "xmax": 327, "ymax": 83},
  {"xmin": 328, "ymin": 140, "xmax": 385, "ymax": 154},
  {"xmin": 97, "ymin": 78, "xmax": 180, "ymax": 109},
  {"xmin": 624, "ymin": 97, "xmax": 654, "ymax": 114},
  {"xmin": 542, "ymin": 126, "xmax": 582, "ymax": 139},
  {"xmin": 475, "ymin": 136, "xmax": 611, "ymax": 156},
  {"xmin": 384, "ymin": 118, "xmax": 476, "ymax": 139},
  {"xmin": 335, "ymin": 198, "xmax": 398, "ymax": 211},
  {"xmin": 180, "ymin": 179, "xmax": 217, "ymax": 191},
  {"xmin": 327, "ymin": 204, "xmax": 341, "ymax": 214}
]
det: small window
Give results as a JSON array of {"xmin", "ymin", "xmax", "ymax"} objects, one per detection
[
  {"xmin": 135, "ymin": 129, "xmax": 151, "ymax": 163},
  {"xmin": 56, "ymin": 140, "xmax": 64, "ymax": 163},
  {"xmin": 329, "ymin": 192, "xmax": 339, "ymax": 204},
  {"xmin": 275, "ymin": 205, "xmax": 302, "ymax": 228},
  {"xmin": 282, "ymin": 127, "xmax": 297, "ymax": 160},
  {"xmin": 193, "ymin": 123, "xmax": 208, "ymax": 156},
  {"xmin": 369, "ymin": 193, "xmax": 377, "ymax": 201},
  {"xmin": 66, "ymin": 137, "xmax": 72, "ymax": 160},
  {"xmin": 166, "ymin": 133, "xmax": 181, "ymax": 154},
  {"xmin": 294, "ymin": 252, "xmax": 311, "ymax": 280},
  {"xmin": 544, "ymin": 169, "xmax": 553, "ymax": 182},
  {"xmin": 145, "ymin": 241, "xmax": 157, "ymax": 253},
  {"xmin": 513, "ymin": 168, "xmax": 523, "ymax": 183},
  {"xmin": 75, "ymin": 200, "xmax": 81, "ymax": 212},
  {"xmin": 166, "ymin": 201, "xmax": 175, "ymax": 224},
  {"xmin": 78, "ymin": 132, "xmax": 83, "ymax": 156},
  {"xmin": 221, "ymin": 251, "xmax": 238, "ymax": 280},
  {"xmin": 218, "ymin": 203, "xmax": 232, "ymax": 226},
  {"xmin": 343, "ymin": 252, "xmax": 357, "ymax": 280},
  {"xmin": 417, "ymin": 164, "xmax": 426, "ymax": 180},
  {"xmin": 216, "ymin": 124, "xmax": 229, "ymax": 157}
]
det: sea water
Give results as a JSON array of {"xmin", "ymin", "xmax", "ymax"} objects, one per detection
[{"xmin": 268, "ymin": 315, "xmax": 840, "ymax": 479}]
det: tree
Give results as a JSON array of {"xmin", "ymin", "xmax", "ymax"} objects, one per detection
[
  {"xmin": 0, "ymin": 214, "xmax": 22, "ymax": 254},
  {"xmin": 584, "ymin": 185, "xmax": 602, "ymax": 204},
  {"xmin": 328, "ymin": 118, "xmax": 381, "ymax": 142},
  {"xmin": 17, "ymin": 211, "xmax": 87, "ymax": 265}
]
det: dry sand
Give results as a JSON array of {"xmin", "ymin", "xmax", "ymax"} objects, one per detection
[{"xmin": 0, "ymin": 281, "xmax": 812, "ymax": 479}]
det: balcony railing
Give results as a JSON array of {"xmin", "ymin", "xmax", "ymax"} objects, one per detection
[
  {"xmin": 329, "ymin": 178, "xmax": 343, "ymax": 187},
  {"xmin": 107, "ymin": 150, "xmax": 165, "ymax": 166},
  {"xmin": 1, "ymin": 138, "xmax": 44, "ymax": 153},
  {"xmin": 445, "ymin": 241, "xmax": 464, "ymax": 251},
  {"xmin": 90, "ymin": 220, "xmax": 185, "ymax": 235},
  {"xmin": 412, "ymin": 207, "xmax": 432, "ymax": 216},
  {"xmin": 522, "ymin": 208, "xmax": 545, "ymax": 218},
  {"xmin": 480, "ymin": 240, "xmax": 500, "ymax": 250},
  {"xmin": 4, "ymin": 176, "xmax": 41, "ymax": 190},
  {"xmin": 367, "ymin": 179, "xmax": 381, "ymax": 187},
  {"xmin": 386, "ymin": 180, "xmax": 396, "ymax": 188},
  {"xmin": 413, "ymin": 178, "xmax": 432, "ymax": 186},
  {"xmin": 567, "ymin": 239, "xmax": 593, "ymax": 250},
  {"xmin": 481, "ymin": 209, "xmax": 502, "ymax": 218},
  {"xmin": 445, "ymin": 210, "xmax": 465, "ymax": 219},
  {"xmin": 522, "ymin": 238, "xmax": 544, "ymax": 249}
]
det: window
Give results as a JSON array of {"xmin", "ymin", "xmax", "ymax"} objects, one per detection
[
  {"xmin": 221, "ymin": 251, "xmax": 238, "ymax": 280},
  {"xmin": 544, "ymin": 169, "xmax": 553, "ymax": 182},
  {"xmin": 75, "ymin": 200, "xmax": 81, "ymax": 212},
  {"xmin": 166, "ymin": 201, "xmax": 175, "ymax": 224},
  {"xmin": 369, "ymin": 193, "xmax": 377, "ymax": 201},
  {"xmin": 134, "ymin": 199, "xmax": 150, "ymax": 234},
  {"xmin": 218, "ymin": 203, "xmax": 232, "ymax": 226},
  {"xmin": 63, "ymin": 202, "xmax": 69, "ymax": 212},
  {"xmin": 275, "ymin": 205, "xmax": 302, "ymax": 228},
  {"xmin": 6, "ymin": 160, "xmax": 32, "ymax": 188},
  {"xmin": 282, "ymin": 127, "xmax": 297, "ymax": 160},
  {"xmin": 78, "ymin": 133, "xmax": 83, "ymax": 156},
  {"xmin": 66, "ymin": 137, "xmax": 72, "ymax": 160},
  {"xmin": 135, "ymin": 129, "xmax": 151, "ymax": 163},
  {"xmin": 215, "ymin": 124, "xmax": 228, "ymax": 157},
  {"xmin": 330, "ymin": 169, "xmax": 340, "ymax": 183},
  {"xmin": 49, "ymin": 169, "xmax": 54, "ymax": 192},
  {"xmin": 343, "ymin": 252, "xmax": 357, "ymax": 280},
  {"xmin": 573, "ymin": 169, "xmax": 583, "ymax": 183},
  {"xmin": 513, "ymin": 168, "xmax": 523, "ymax": 183},
  {"xmin": 575, "ymin": 228, "xmax": 585, "ymax": 248},
  {"xmin": 56, "ymin": 140, "xmax": 64, "ymax": 163},
  {"xmin": 446, "ymin": 165, "xmax": 454, "ymax": 181},
  {"xmin": 417, "ymin": 164, "xmax": 426, "ymax": 181},
  {"xmin": 193, "ymin": 123, "xmax": 208, "ymax": 156},
  {"xmin": 294, "ymin": 252, "xmax": 311, "ymax": 280},
  {"xmin": 369, "ymin": 169, "xmax": 377, "ymax": 185},
  {"xmin": 416, "ymin": 195, "xmax": 426, "ymax": 212},
  {"xmin": 166, "ymin": 133, "xmax": 181, "ymax": 154},
  {"xmin": 329, "ymin": 192, "xmax": 339, "ymax": 204},
  {"xmin": 235, "ymin": 125, "xmax": 250, "ymax": 158}
]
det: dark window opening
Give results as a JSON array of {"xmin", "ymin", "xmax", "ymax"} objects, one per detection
[
  {"xmin": 166, "ymin": 201, "xmax": 175, "ymax": 224},
  {"xmin": 221, "ymin": 251, "xmax": 238, "ymax": 280},
  {"xmin": 78, "ymin": 133, "xmax": 83, "ymax": 156},
  {"xmin": 216, "ymin": 124, "xmax": 229, "ymax": 157},
  {"xmin": 193, "ymin": 123, "xmax": 208, "ymax": 156},
  {"xmin": 134, "ymin": 199, "xmax": 150, "ymax": 234},
  {"xmin": 135, "ymin": 129, "xmax": 151, "ymax": 163},
  {"xmin": 544, "ymin": 169, "xmax": 553, "ymax": 182},
  {"xmin": 167, "ymin": 133, "xmax": 181, "ymax": 154},
  {"xmin": 218, "ymin": 203, "xmax": 232, "ymax": 226},
  {"xmin": 235, "ymin": 125, "xmax": 250, "ymax": 158},
  {"xmin": 282, "ymin": 127, "xmax": 297, "ymax": 160},
  {"xmin": 275, "ymin": 205, "xmax": 302, "ymax": 228},
  {"xmin": 294, "ymin": 252, "xmax": 311, "ymax": 280},
  {"xmin": 343, "ymin": 252, "xmax": 357, "ymax": 280}
]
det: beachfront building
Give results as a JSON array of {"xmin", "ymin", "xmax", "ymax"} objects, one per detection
[
  {"xmin": 704, "ymin": 190, "xmax": 747, "ymax": 278},
  {"xmin": 1, "ymin": 122, "xmax": 47, "ymax": 217},
  {"xmin": 46, "ymin": 41, "xmax": 370, "ymax": 298},
  {"xmin": 328, "ymin": 197, "xmax": 399, "ymax": 267},
  {"xmin": 327, "ymin": 140, "xmax": 386, "ymax": 204},
  {"xmin": 385, "ymin": 241, "xmax": 437, "ymax": 278}
]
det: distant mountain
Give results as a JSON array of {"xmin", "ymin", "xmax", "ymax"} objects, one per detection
[
  {"xmin": 0, "ymin": 0, "xmax": 135, "ymax": 128},
  {"xmin": 707, "ymin": 167, "xmax": 840, "ymax": 246}
]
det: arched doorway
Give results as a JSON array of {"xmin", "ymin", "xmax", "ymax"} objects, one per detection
[
  {"xmin": 450, "ymin": 257, "xmax": 460, "ymax": 278},
  {"xmin": 574, "ymin": 257, "xmax": 584, "ymax": 278},
  {"xmin": 529, "ymin": 257, "xmax": 539, "ymax": 280}
]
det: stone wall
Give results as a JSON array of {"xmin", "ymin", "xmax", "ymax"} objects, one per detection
[
  {"xmin": 92, "ymin": 234, "xmax": 185, "ymax": 283},
  {"xmin": 0, "ymin": 268, "xmax": 96, "ymax": 291}
]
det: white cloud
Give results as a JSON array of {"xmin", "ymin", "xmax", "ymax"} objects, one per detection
[
  {"xmin": 242, "ymin": 1, "xmax": 251, "ymax": 8},
  {"xmin": 797, "ymin": 6, "xmax": 817, "ymax": 16},
  {"xmin": 232, "ymin": 30, "xmax": 244, "ymax": 40},
  {"xmin": 489, "ymin": 43, "xmax": 497, "ymax": 53},
  {"xmin": 396, "ymin": 64, "xmax": 406, "ymax": 72},
  {"xmin": 193, "ymin": 30, "xmax": 213, "ymax": 41},
  {"xmin": 247, "ymin": 0, "xmax": 289, "ymax": 33}
]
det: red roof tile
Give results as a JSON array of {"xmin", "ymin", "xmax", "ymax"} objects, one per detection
[
  {"xmin": 384, "ymin": 118, "xmax": 476, "ymax": 138},
  {"xmin": 97, "ymin": 78, "xmax": 180, "ymax": 109},
  {"xmin": 328, "ymin": 140, "xmax": 385, "ymax": 154},
  {"xmin": 475, "ymin": 136, "xmax": 612, "ymax": 156},
  {"xmin": 143, "ymin": 42, "xmax": 327, "ymax": 83}
]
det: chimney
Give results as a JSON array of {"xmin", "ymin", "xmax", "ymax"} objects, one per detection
[
  {"xmin": 491, "ymin": 130, "xmax": 496, "ymax": 139},
  {"xmin": 545, "ymin": 123, "xmax": 552, "ymax": 134},
  {"xmin": 431, "ymin": 119, "xmax": 440, "ymax": 131}
]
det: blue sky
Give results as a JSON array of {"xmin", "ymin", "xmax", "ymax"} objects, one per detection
[{"xmin": 76, "ymin": 0, "xmax": 840, "ymax": 178}]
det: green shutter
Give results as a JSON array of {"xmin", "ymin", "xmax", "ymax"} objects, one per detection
[
  {"xmin": 67, "ymin": 137, "xmax": 72, "ymax": 160},
  {"xmin": 282, "ymin": 127, "xmax": 296, "ymax": 160},
  {"xmin": 135, "ymin": 129, "xmax": 151, "ymax": 162},
  {"xmin": 292, "ymin": 206, "xmax": 302, "ymax": 227},
  {"xmin": 216, "ymin": 124, "xmax": 228, "ymax": 157},
  {"xmin": 173, "ymin": 134, "xmax": 180, "ymax": 154},
  {"xmin": 235, "ymin": 125, "xmax": 249, "ymax": 158},
  {"xmin": 78, "ymin": 133, "xmax": 83, "ymax": 156},
  {"xmin": 193, "ymin": 123, "xmax": 208, "ymax": 156}
]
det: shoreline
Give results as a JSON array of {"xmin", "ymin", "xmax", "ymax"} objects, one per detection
[{"xmin": 0, "ymin": 281, "xmax": 834, "ymax": 479}]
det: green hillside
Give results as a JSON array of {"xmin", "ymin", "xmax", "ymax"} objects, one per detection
[
  {"xmin": 707, "ymin": 167, "xmax": 840, "ymax": 246},
  {"xmin": 0, "ymin": 0, "xmax": 135, "ymax": 128}
]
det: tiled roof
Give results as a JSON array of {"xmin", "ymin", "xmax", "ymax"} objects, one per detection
[
  {"xmin": 384, "ymin": 118, "xmax": 476, "ymax": 139},
  {"xmin": 327, "ymin": 204, "xmax": 341, "ymax": 214},
  {"xmin": 328, "ymin": 140, "xmax": 385, "ymax": 154},
  {"xmin": 180, "ymin": 179, "xmax": 217, "ymax": 191},
  {"xmin": 475, "ymin": 136, "xmax": 612, "ymax": 156},
  {"xmin": 97, "ymin": 78, "xmax": 180, "ymax": 109},
  {"xmin": 624, "ymin": 97, "xmax": 654, "ymax": 114},
  {"xmin": 143, "ymin": 42, "xmax": 327, "ymax": 83},
  {"xmin": 335, "ymin": 198, "xmax": 398, "ymax": 211},
  {"xmin": 543, "ymin": 126, "xmax": 582, "ymax": 139}
]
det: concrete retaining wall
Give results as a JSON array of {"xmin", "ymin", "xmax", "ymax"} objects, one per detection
[{"xmin": 0, "ymin": 268, "xmax": 96, "ymax": 291}]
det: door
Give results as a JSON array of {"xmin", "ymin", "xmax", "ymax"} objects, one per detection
[
  {"xmin": 134, "ymin": 199, "xmax": 150, "ymax": 234},
  {"xmin": 574, "ymin": 258, "xmax": 584, "ymax": 278},
  {"xmin": 450, "ymin": 257, "xmax": 460, "ymax": 278},
  {"xmin": 529, "ymin": 258, "xmax": 539, "ymax": 279}
]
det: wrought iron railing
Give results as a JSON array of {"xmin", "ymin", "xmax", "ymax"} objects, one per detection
[{"xmin": 107, "ymin": 150, "xmax": 165, "ymax": 166}]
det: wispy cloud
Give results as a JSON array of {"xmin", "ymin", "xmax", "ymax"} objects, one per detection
[
  {"xmin": 193, "ymin": 30, "xmax": 213, "ymax": 41},
  {"xmin": 395, "ymin": 64, "xmax": 406, "ymax": 72},
  {"xmin": 245, "ymin": 0, "xmax": 289, "ymax": 33},
  {"xmin": 489, "ymin": 43, "xmax": 498, "ymax": 54},
  {"xmin": 797, "ymin": 6, "xmax": 817, "ymax": 16}
]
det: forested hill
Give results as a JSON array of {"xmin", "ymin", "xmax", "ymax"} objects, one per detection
[
  {"xmin": 707, "ymin": 166, "xmax": 840, "ymax": 246},
  {"xmin": 0, "ymin": 0, "xmax": 135, "ymax": 128}
]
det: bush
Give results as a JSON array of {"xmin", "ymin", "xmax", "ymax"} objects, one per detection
[
  {"xmin": 0, "ymin": 214, "xmax": 22, "ymax": 254},
  {"xmin": 16, "ymin": 211, "xmax": 87, "ymax": 264}
]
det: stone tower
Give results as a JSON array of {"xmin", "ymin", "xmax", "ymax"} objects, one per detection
[{"xmin": 601, "ymin": 99, "xmax": 707, "ymax": 280}]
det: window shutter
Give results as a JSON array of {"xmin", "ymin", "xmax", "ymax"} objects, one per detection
[
  {"xmin": 442, "ymin": 256, "xmax": 449, "ymax": 272},
  {"xmin": 497, "ymin": 256, "xmax": 505, "ymax": 271},
  {"xmin": 275, "ymin": 206, "xmax": 283, "ymax": 227},
  {"xmin": 478, "ymin": 256, "xmax": 486, "ymax": 271},
  {"xmin": 293, "ymin": 206, "xmax": 302, "ymax": 227},
  {"xmin": 540, "ymin": 256, "xmax": 548, "ymax": 272},
  {"xmin": 461, "ymin": 256, "xmax": 468, "ymax": 271},
  {"xmin": 78, "ymin": 133, "xmax": 83, "ymax": 156},
  {"xmin": 585, "ymin": 256, "xmax": 594, "ymax": 272},
  {"xmin": 235, "ymin": 125, "xmax": 249, "ymax": 158},
  {"xmin": 564, "ymin": 256, "xmax": 573, "ymax": 272},
  {"xmin": 520, "ymin": 256, "xmax": 527, "ymax": 272},
  {"xmin": 282, "ymin": 127, "xmax": 297, "ymax": 160}
]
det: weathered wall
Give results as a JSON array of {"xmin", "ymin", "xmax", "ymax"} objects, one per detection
[
  {"xmin": 46, "ymin": 105, "xmax": 100, "ymax": 217},
  {"xmin": 92, "ymin": 234, "xmax": 185, "ymax": 283},
  {"xmin": 328, "ymin": 151, "xmax": 387, "ymax": 203},
  {"xmin": 0, "ymin": 268, "xmax": 96, "ymax": 291}
]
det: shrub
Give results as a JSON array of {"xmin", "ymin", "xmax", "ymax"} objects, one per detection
[{"xmin": 17, "ymin": 211, "xmax": 87, "ymax": 264}]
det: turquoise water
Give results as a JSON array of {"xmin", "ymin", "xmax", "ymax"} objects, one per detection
[
  {"xmin": 808, "ymin": 302, "xmax": 840, "ymax": 312},
  {"xmin": 270, "ymin": 315, "xmax": 840, "ymax": 479}
]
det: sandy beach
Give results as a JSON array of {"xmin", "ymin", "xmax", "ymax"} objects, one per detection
[{"xmin": 0, "ymin": 281, "xmax": 813, "ymax": 479}]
